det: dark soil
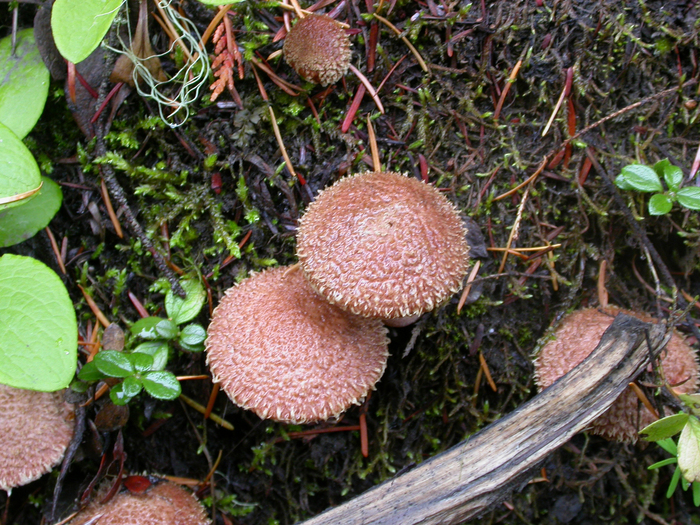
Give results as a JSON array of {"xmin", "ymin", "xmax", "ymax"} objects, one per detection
[{"xmin": 2, "ymin": 0, "xmax": 700, "ymax": 524}]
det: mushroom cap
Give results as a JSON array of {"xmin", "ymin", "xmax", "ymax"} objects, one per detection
[
  {"xmin": 0, "ymin": 384, "xmax": 74, "ymax": 492},
  {"xmin": 296, "ymin": 171, "xmax": 470, "ymax": 320},
  {"xmin": 205, "ymin": 266, "xmax": 389, "ymax": 424},
  {"xmin": 535, "ymin": 307, "xmax": 699, "ymax": 442},
  {"xmin": 283, "ymin": 14, "xmax": 351, "ymax": 86},
  {"xmin": 67, "ymin": 480, "xmax": 210, "ymax": 525}
]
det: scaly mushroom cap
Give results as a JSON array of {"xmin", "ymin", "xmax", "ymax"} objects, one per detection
[
  {"xmin": 535, "ymin": 307, "xmax": 699, "ymax": 442},
  {"xmin": 296, "ymin": 171, "xmax": 470, "ymax": 321},
  {"xmin": 0, "ymin": 384, "xmax": 74, "ymax": 492},
  {"xmin": 67, "ymin": 480, "xmax": 210, "ymax": 525},
  {"xmin": 283, "ymin": 14, "xmax": 351, "ymax": 86},
  {"xmin": 206, "ymin": 266, "xmax": 389, "ymax": 424}
]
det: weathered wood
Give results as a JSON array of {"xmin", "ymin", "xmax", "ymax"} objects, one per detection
[{"xmin": 301, "ymin": 314, "xmax": 666, "ymax": 525}]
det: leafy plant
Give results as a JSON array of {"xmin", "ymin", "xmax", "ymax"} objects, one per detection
[
  {"xmin": 615, "ymin": 159, "xmax": 700, "ymax": 215},
  {"xmin": 640, "ymin": 394, "xmax": 700, "ymax": 506},
  {"xmin": 76, "ymin": 279, "xmax": 206, "ymax": 405}
]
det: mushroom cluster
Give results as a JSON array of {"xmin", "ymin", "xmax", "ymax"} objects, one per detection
[
  {"xmin": 206, "ymin": 171, "xmax": 470, "ymax": 424},
  {"xmin": 535, "ymin": 307, "xmax": 699, "ymax": 442},
  {"xmin": 0, "ymin": 384, "xmax": 74, "ymax": 493}
]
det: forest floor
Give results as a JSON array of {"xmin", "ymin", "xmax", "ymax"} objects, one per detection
[{"xmin": 2, "ymin": 0, "xmax": 700, "ymax": 524}]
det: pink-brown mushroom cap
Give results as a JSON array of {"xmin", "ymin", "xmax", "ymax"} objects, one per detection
[
  {"xmin": 283, "ymin": 14, "xmax": 351, "ymax": 86},
  {"xmin": 0, "ymin": 384, "xmax": 74, "ymax": 492},
  {"xmin": 206, "ymin": 266, "xmax": 389, "ymax": 424},
  {"xmin": 67, "ymin": 480, "xmax": 210, "ymax": 525},
  {"xmin": 296, "ymin": 171, "xmax": 470, "ymax": 321},
  {"xmin": 535, "ymin": 307, "xmax": 699, "ymax": 442}
]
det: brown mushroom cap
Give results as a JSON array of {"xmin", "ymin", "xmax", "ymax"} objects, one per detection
[
  {"xmin": 283, "ymin": 14, "xmax": 351, "ymax": 86},
  {"xmin": 206, "ymin": 266, "xmax": 389, "ymax": 424},
  {"xmin": 296, "ymin": 171, "xmax": 470, "ymax": 321},
  {"xmin": 0, "ymin": 384, "xmax": 74, "ymax": 492},
  {"xmin": 67, "ymin": 480, "xmax": 210, "ymax": 525},
  {"xmin": 535, "ymin": 307, "xmax": 699, "ymax": 442}
]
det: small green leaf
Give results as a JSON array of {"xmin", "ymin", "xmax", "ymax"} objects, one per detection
[
  {"xmin": 658, "ymin": 160, "xmax": 683, "ymax": 192},
  {"xmin": 51, "ymin": 0, "xmax": 124, "ymax": 64},
  {"xmin": 678, "ymin": 416, "xmax": 700, "ymax": 483},
  {"xmin": 648, "ymin": 457, "xmax": 678, "ymax": 470},
  {"xmin": 133, "ymin": 341, "xmax": 169, "ymax": 370},
  {"xmin": 641, "ymin": 413, "xmax": 690, "ymax": 441},
  {"xmin": 0, "ymin": 29, "xmax": 50, "ymax": 139},
  {"xmin": 179, "ymin": 324, "xmax": 206, "ymax": 346},
  {"xmin": 165, "ymin": 279, "xmax": 205, "ymax": 325},
  {"xmin": 668, "ymin": 466, "xmax": 682, "ymax": 498},
  {"xmin": 197, "ymin": 0, "xmax": 246, "ymax": 5},
  {"xmin": 614, "ymin": 174, "xmax": 634, "ymax": 191},
  {"xmin": 0, "ymin": 177, "xmax": 63, "ymax": 247},
  {"xmin": 658, "ymin": 437, "xmax": 679, "ymax": 456},
  {"xmin": 619, "ymin": 164, "xmax": 663, "ymax": 193},
  {"xmin": 677, "ymin": 187, "xmax": 700, "ymax": 211},
  {"xmin": 0, "ymin": 122, "xmax": 41, "ymax": 211},
  {"xmin": 110, "ymin": 376, "xmax": 142, "ymax": 405},
  {"xmin": 128, "ymin": 352, "xmax": 154, "ymax": 373},
  {"xmin": 0, "ymin": 254, "xmax": 77, "ymax": 390},
  {"xmin": 156, "ymin": 319, "xmax": 179, "ymax": 340},
  {"xmin": 141, "ymin": 371, "xmax": 181, "ymax": 400},
  {"xmin": 93, "ymin": 350, "xmax": 134, "ymax": 378},
  {"xmin": 693, "ymin": 481, "xmax": 700, "ymax": 507},
  {"xmin": 648, "ymin": 193, "xmax": 673, "ymax": 215},
  {"xmin": 130, "ymin": 317, "xmax": 163, "ymax": 339},
  {"xmin": 77, "ymin": 360, "xmax": 106, "ymax": 382}
]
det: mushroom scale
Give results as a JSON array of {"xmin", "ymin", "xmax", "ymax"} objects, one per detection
[
  {"xmin": 296, "ymin": 171, "xmax": 470, "ymax": 321},
  {"xmin": 205, "ymin": 266, "xmax": 389, "ymax": 424},
  {"xmin": 535, "ymin": 307, "xmax": 699, "ymax": 443},
  {"xmin": 282, "ymin": 14, "xmax": 351, "ymax": 86},
  {"xmin": 0, "ymin": 384, "xmax": 74, "ymax": 492},
  {"xmin": 67, "ymin": 480, "xmax": 210, "ymax": 525}
]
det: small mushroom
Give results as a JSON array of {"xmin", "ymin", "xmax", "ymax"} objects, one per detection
[
  {"xmin": 67, "ymin": 479, "xmax": 210, "ymax": 525},
  {"xmin": 0, "ymin": 384, "xmax": 74, "ymax": 493},
  {"xmin": 535, "ymin": 307, "xmax": 699, "ymax": 442},
  {"xmin": 206, "ymin": 266, "xmax": 389, "ymax": 424},
  {"xmin": 282, "ymin": 14, "xmax": 351, "ymax": 86},
  {"xmin": 296, "ymin": 171, "xmax": 470, "ymax": 325}
]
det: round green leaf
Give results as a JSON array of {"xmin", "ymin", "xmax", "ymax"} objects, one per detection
[
  {"xmin": 620, "ymin": 164, "xmax": 663, "ymax": 193},
  {"xmin": 640, "ymin": 413, "xmax": 689, "ymax": 442},
  {"xmin": 0, "ymin": 254, "xmax": 77, "ymax": 391},
  {"xmin": 648, "ymin": 193, "xmax": 673, "ymax": 215},
  {"xmin": 110, "ymin": 375, "xmax": 142, "ymax": 405},
  {"xmin": 0, "ymin": 29, "xmax": 50, "ymax": 139},
  {"xmin": 0, "ymin": 177, "xmax": 62, "ymax": 247},
  {"xmin": 156, "ymin": 319, "xmax": 179, "ymax": 340},
  {"xmin": 133, "ymin": 341, "xmax": 169, "ymax": 371},
  {"xmin": 129, "ymin": 352, "xmax": 154, "ymax": 373},
  {"xmin": 678, "ymin": 416, "xmax": 700, "ymax": 483},
  {"xmin": 165, "ymin": 279, "xmax": 205, "ymax": 325},
  {"xmin": 51, "ymin": 0, "xmax": 124, "ymax": 64},
  {"xmin": 677, "ymin": 187, "xmax": 700, "ymax": 211},
  {"xmin": 93, "ymin": 349, "xmax": 134, "ymax": 378},
  {"xmin": 658, "ymin": 160, "xmax": 683, "ymax": 192},
  {"xmin": 0, "ymin": 122, "xmax": 41, "ymax": 210},
  {"xmin": 131, "ymin": 316, "xmax": 164, "ymax": 339},
  {"xmin": 614, "ymin": 173, "xmax": 634, "ymax": 191},
  {"xmin": 77, "ymin": 360, "xmax": 106, "ymax": 382},
  {"xmin": 179, "ymin": 324, "xmax": 206, "ymax": 346},
  {"xmin": 141, "ymin": 371, "xmax": 181, "ymax": 400}
]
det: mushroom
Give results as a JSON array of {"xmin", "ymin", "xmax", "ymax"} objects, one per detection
[
  {"xmin": 67, "ymin": 479, "xmax": 210, "ymax": 525},
  {"xmin": 296, "ymin": 171, "xmax": 470, "ymax": 326},
  {"xmin": 205, "ymin": 265, "xmax": 389, "ymax": 424},
  {"xmin": 282, "ymin": 14, "xmax": 351, "ymax": 86},
  {"xmin": 0, "ymin": 384, "xmax": 74, "ymax": 493},
  {"xmin": 535, "ymin": 307, "xmax": 699, "ymax": 442}
]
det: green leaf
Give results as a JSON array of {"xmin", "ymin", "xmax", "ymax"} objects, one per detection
[
  {"xmin": 0, "ymin": 254, "xmax": 77, "ymax": 391},
  {"xmin": 0, "ymin": 29, "xmax": 49, "ymax": 139},
  {"xmin": 141, "ymin": 371, "xmax": 181, "ymax": 400},
  {"xmin": 110, "ymin": 376, "xmax": 142, "ymax": 405},
  {"xmin": 51, "ymin": 0, "xmax": 124, "ymax": 64},
  {"xmin": 0, "ymin": 122, "xmax": 41, "ymax": 211},
  {"xmin": 640, "ymin": 413, "xmax": 690, "ymax": 441},
  {"xmin": 179, "ymin": 324, "xmax": 206, "ymax": 346},
  {"xmin": 648, "ymin": 193, "xmax": 673, "ymax": 216},
  {"xmin": 648, "ymin": 457, "xmax": 678, "ymax": 470},
  {"xmin": 678, "ymin": 416, "xmax": 700, "ymax": 483},
  {"xmin": 658, "ymin": 437, "xmax": 679, "ymax": 456},
  {"xmin": 132, "ymin": 341, "xmax": 169, "ymax": 370},
  {"xmin": 619, "ymin": 164, "xmax": 663, "ymax": 193},
  {"xmin": 0, "ymin": 177, "xmax": 62, "ymax": 247},
  {"xmin": 693, "ymin": 481, "xmax": 700, "ymax": 507},
  {"xmin": 197, "ymin": 0, "xmax": 246, "ymax": 4},
  {"xmin": 93, "ymin": 350, "xmax": 134, "ymax": 378},
  {"xmin": 655, "ymin": 159, "xmax": 684, "ymax": 192},
  {"xmin": 165, "ymin": 279, "xmax": 206, "ymax": 325},
  {"xmin": 130, "ymin": 316, "xmax": 164, "ymax": 339},
  {"xmin": 677, "ymin": 187, "xmax": 700, "ymax": 211},
  {"xmin": 614, "ymin": 174, "xmax": 634, "ymax": 191},
  {"xmin": 668, "ymin": 466, "xmax": 682, "ymax": 498},
  {"xmin": 128, "ymin": 352, "xmax": 154, "ymax": 373},
  {"xmin": 77, "ymin": 360, "xmax": 106, "ymax": 382},
  {"xmin": 156, "ymin": 319, "xmax": 179, "ymax": 340}
]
